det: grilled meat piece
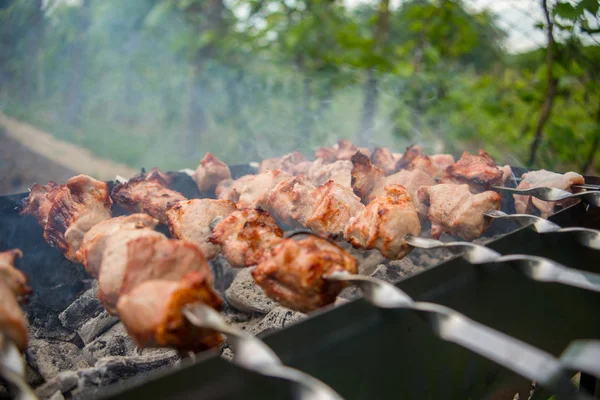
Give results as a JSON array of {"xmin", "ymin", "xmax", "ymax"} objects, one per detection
[
  {"xmin": 209, "ymin": 209, "xmax": 283, "ymax": 268},
  {"xmin": 395, "ymin": 145, "xmax": 443, "ymax": 177},
  {"xmin": 117, "ymin": 271, "xmax": 223, "ymax": 353},
  {"xmin": 76, "ymin": 214, "xmax": 158, "ymax": 278},
  {"xmin": 429, "ymin": 154, "xmax": 455, "ymax": 171},
  {"xmin": 0, "ymin": 249, "xmax": 29, "ymax": 351},
  {"xmin": 258, "ymin": 157, "xmax": 284, "ymax": 173},
  {"xmin": 351, "ymin": 151, "xmax": 385, "ymax": 203},
  {"xmin": 265, "ymin": 176, "xmax": 317, "ymax": 227},
  {"xmin": 445, "ymin": 150, "xmax": 504, "ymax": 192},
  {"xmin": 306, "ymin": 180, "xmax": 365, "ymax": 237},
  {"xmin": 43, "ymin": 175, "xmax": 112, "ymax": 262},
  {"xmin": 111, "ymin": 169, "xmax": 186, "ymax": 224},
  {"xmin": 0, "ymin": 250, "xmax": 30, "ymax": 299},
  {"xmin": 314, "ymin": 147, "xmax": 338, "ymax": 163},
  {"xmin": 166, "ymin": 199, "xmax": 236, "ymax": 260},
  {"xmin": 370, "ymin": 148, "xmax": 397, "ymax": 175},
  {"xmin": 97, "ymin": 229, "xmax": 166, "ymax": 314},
  {"xmin": 368, "ymin": 169, "xmax": 436, "ymax": 209},
  {"xmin": 514, "ymin": 170, "xmax": 584, "ymax": 218},
  {"xmin": 20, "ymin": 181, "xmax": 63, "ymax": 226},
  {"xmin": 417, "ymin": 184, "xmax": 501, "ymax": 240},
  {"xmin": 344, "ymin": 185, "xmax": 421, "ymax": 260},
  {"xmin": 193, "ymin": 152, "xmax": 232, "ymax": 194},
  {"xmin": 308, "ymin": 158, "xmax": 353, "ymax": 187},
  {"xmin": 252, "ymin": 235, "xmax": 358, "ymax": 313},
  {"xmin": 223, "ymin": 170, "xmax": 292, "ymax": 209},
  {"xmin": 315, "ymin": 139, "xmax": 368, "ymax": 162},
  {"xmin": 500, "ymin": 165, "xmax": 513, "ymax": 184}
]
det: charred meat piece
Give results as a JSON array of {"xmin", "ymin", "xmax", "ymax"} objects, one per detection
[
  {"xmin": 418, "ymin": 184, "xmax": 501, "ymax": 240},
  {"xmin": 445, "ymin": 150, "xmax": 505, "ymax": 192},
  {"xmin": 111, "ymin": 169, "xmax": 187, "ymax": 224},
  {"xmin": 308, "ymin": 158, "xmax": 353, "ymax": 187},
  {"xmin": 514, "ymin": 170, "xmax": 584, "ymax": 218},
  {"xmin": 265, "ymin": 176, "xmax": 317, "ymax": 227},
  {"xmin": 306, "ymin": 180, "xmax": 365, "ymax": 237},
  {"xmin": 0, "ymin": 250, "xmax": 31, "ymax": 299},
  {"xmin": 252, "ymin": 235, "xmax": 358, "ymax": 313},
  {"xmin": 210, "ymin": 209, "xmax": 283, "ymax": 268},
  {"xmin": 0, "ymin": 249, "xmax": 29, "ymax": 351},
  {"xmin": 43, "ymin": 175, "xmax": 112, "ymax": 262},
  {"xmin": 370, "ymin": 148, "xmax": 397, "ymax": 175},
  {"xmin": 193, "ymin": 152, "xmax": 232, "ymax": 194},
  {"xmin": 20, "ymin": 181, "xmax": 63, "ymax": 227},
  {"xmin": 166, "ymin": 199, "xmax": 236, "ymax": 260},
  {"xmin": 395, "ymin": 145, "xmax": 443, "ymax": 178},
  {"xmin": 76, "ymin": 214, "xmax": 158, "ymax": 278},
  {"xmin": 97, "ymin": 229, "xmax": 166, "ymax": 314},
  {"xmin": 368, "ymin": 169, "xmax": 437, "ymax": 209},
  {"xmin": 117, "ymin": 271, "xmax": 223, "ymax": 353},
  {"xmin": 344, "ymin": 185, "xmax": 421, "ymax": 260},
  {"xmin": 351, "ymin": 151, "xmax": 385, "ymax": 203},
  {"xmin": 223, "ymin": 170, "xmax": 292, "ymax": 209}
]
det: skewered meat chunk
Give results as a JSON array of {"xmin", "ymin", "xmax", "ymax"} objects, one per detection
[
  {"xmin": 76, "ymin": 214, "xmax": 158, "ymax": 278},
  {"xmin": 314, "ymin": 147, "xmax": 338, "ymax": 163},
  {"xmin": 370, "ymin": 148, "xmax": 397, "ymax": 175},
  {"xmin": 166, "ymin": 199, "xmax": 236, "ymax": 260},
  {"xmin": 20, "ymin": 181, "xmax": 63, "ymax": 227},
  {"xmin": 265, "ymin": 176, "xmax": 317, "ymax": 227},
  {"xmin": 258, "ymin": 157, "xmax": 284, "ymax": 173},
  {"xmin": 308, "ymin": 158, "xmax": 353, "ymax": 187},
  {"xmin": 445, "ymin": 150, "xmax": 505, "ymax": 192},
  {"xmin": 344, "ymin": 185, "xmax": 421, "ymax": 260},
  {"xmin": 117, "ymin": 271, "xmax": 223, "ymax": 353},
  {"xmin": 97, "ymin": 229, "xmax": 166, "ymax": 314},
  {"xmin": 351, "ymin": 151, "xmax": 385, "ymax": 203},
  {"xmin": 44, "ymin": 175, "xmax": 112, "ymax": 262},
  {"xmin": 368, "ymin": 169, "xmax": 436, "ymax": 207},
  {"xmin": 193, "ymin": 152, "xmax": 232, "ymax": 194},
  {"xmin": 315, "ymin": 139, "xmax": 368, "ymax": 162},
  {"xmin": 417, "ymin": 184, "xmax": 501, "ymax": 240},
  {"xmin": 430, "ymin": 154, "xmax": 455, "ymax": 171},
  {"xmin": 0, "ymin": 249, "xmax": 29, "ymax": 351},
  {"xmin": 514, "ymin": 170, "xmax": 584, "ymax": 218},
  {"xmin": 224, "ymin": 170, "xmax": 292, "ymax": 209},
  {"xmin": 0, "ymin": 250, "xmax": 30, "ymax": 299},
  {"xmin": 500, "ymin": 165, "xmax": 513, "ymax": 184},
  {"xmin": 111, "ymin": 169, "xmax": 186, "ymax": 224},
  {"xmin": 210, "ymin": 209, "xmax": 283, "ymax": 268},
  {"xmin": 259, "ymin": 152, "xmax": 311, "ymax": 176},
  {"xmin": 252, "ymin": 235, "xmax": 358, "ymax": 313},
  {"xmin": 395, "ymin": 145, "xmax": 443, "ymax": 178},
  {"xmin": 305, "ymin": 180, "xmax": 365, "ymax": 237}
]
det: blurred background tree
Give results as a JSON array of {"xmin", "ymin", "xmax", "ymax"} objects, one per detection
[{"xmin": 0, "ymin": 0, "xmax": 598, "ymax": 174}]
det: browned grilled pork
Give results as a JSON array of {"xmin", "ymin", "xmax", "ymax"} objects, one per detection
[
  {"xmin": 193, "ymin": 152, "xmax": 232, "ymax": 194},
  {"xmin": 395, "ymin": 145, "xmax": 443, "ymax": 178},
  {"xmin": 166, "ymin": 199, "xmax": 236, "ymax": 260},
  {"xmin": 252, "ymin": 235, "xmax": 358, "ymax": 313},
  {"xmin": 308, "ymin": 158, "xmax": 353, "ymax": 187},
  {"xmin": 0, "ymin": 249, "xmax": 30, "ymax": 299},
  {"xmin": 0, "ymin": 249, "xmax": 30, "ymax": 351},
  {"xmin": 209, "ymin": 209, "xmax": 283, "ymax": 268},
  {"xmin": 370, "ymin": 147, "xmax": 397, "ymax": 175},
  {"xmin": 350, "ymin": 151, "xmax": 385, "ymax": 203},
  {"xmin": 444, "ymin": 150, "xmax": 505, "ymax": 192},
  {"xmin": 111, "ymin": 169, "xmax": 186, "ymax": 224},
  {"xmin": 218, "ymin": 170, "xmax": 292, "ymax": 209},
  {"xmin": 367, "ymin": 169, "xmax": 437, "ymax": 209},
  {"xmin": 264, "ymin": 176, "xmax": 317, "ymax": 227},
  {"xmin": 344, "ymin": 185, "xmax": 421, "ymax": 260},
  {"xmin": 417, "ymin": 183, "xmax": 501, "ymax": 240}
]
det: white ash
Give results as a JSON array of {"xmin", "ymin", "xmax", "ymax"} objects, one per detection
[{"xmin": 225, "ymin": 267, "xmax": 277, "ymax": 314}]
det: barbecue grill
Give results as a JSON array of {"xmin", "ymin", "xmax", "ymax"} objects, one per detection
[{"xmin": 0, "ymin": 164, "xmax": 599, "ymax": 400}]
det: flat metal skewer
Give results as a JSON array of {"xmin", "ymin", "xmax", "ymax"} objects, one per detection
[
  {"xmin": 325, "ymin": 271, "xmax": 596, "ymax": 400},
  {"xmin": 405, "ymin": 235, "xmax": 600, "ymax": 293},
  {"xmin": 183, "ymin": 303, "xmax": 344, "ymax": 400},
  {"xmin": 0, "ymin": 333, "xmax": 38, "ymax": 400},
  {"xmin": 491, "ymin": 186, "xmax": 600, "ymax": 207}
]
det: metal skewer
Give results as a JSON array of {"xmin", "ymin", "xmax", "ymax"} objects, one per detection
[
  {"xmin": 484, "ymin": 210, "xmax": 600, "ymax": 250},
  {"xmin": 325, "ymin": 271, "xmax": 595, "ymax": 400},
  {"xmin": 182, "ymin": 304, "xmax": 344, "ymax": 400},
  {"xmin": 404, "ymin": 235, "xmax": 600, "ymax": 293},
  {"xmin": 491, "ymin": 186, "xmax": 600, "ymax": 207},
  {"xmin": 0, "ymin": 333, "xmax": 38, "ymax": 400}
]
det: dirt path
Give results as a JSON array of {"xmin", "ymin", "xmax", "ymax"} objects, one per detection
[{"xmin": 0, "ymin": 112, "xmax": 137, "ymax": 183}]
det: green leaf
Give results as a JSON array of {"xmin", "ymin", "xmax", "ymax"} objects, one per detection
[
  {"xmin": 553, "ymin": 2, "xmax": 584, "ymax": 20},
  {"xmin": 579, "ymin": 0, "xmax": 599, "ymax": 15},
  {"xmin": 144, "ymin": 1, "xmax": 172, "ymax": 28}
]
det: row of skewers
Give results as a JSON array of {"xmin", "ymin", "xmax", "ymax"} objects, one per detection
[{"xmin": 2, "ymin": 140, "xmax": 599, "ymax": 399}]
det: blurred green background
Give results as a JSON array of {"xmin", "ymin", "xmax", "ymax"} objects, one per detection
[{"xmin": 1, "ymin": 0, "xmax": 598, "ymax": 174}]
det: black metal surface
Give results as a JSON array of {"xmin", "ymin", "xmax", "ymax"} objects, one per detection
[{"xmin": 0, "ymin": 166, "xmax": 598, "ymax": 400}]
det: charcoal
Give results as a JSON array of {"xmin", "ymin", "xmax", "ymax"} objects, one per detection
[
  {"xmin": 210, "ymin": 254, "xmax": 238, "ymax": 294},
  {"xmin": 340, "ymin": 243, "xmax": 386, "ymax": 275},
  {"xmin": 221, "ymin": 303, "xmax": 262, "ymax": 332},
  {"xmin": 77, "ymin": 310, "xmax": 119, "ymax": 345},
  {"xmin": 48, "ymin": 391, "xmax": 65, "ymax": 400},
  {"xmin": 26, "ymin": 338, "xmax": 89, "ymax": 381},
  {"xmin": 73, "ymin": 353, "xmax": 179, "ymax": 397},
  {"xmin": 225, "ymin": 268, "xmax": 277, "ymax": 314},
  {"xmin": 58, "ymin": 286, "xmax": 103, "ymax": 331},
  {"xmin": 250, "ymin": 306, "xmax": 306, "ymax": 337},
  {"xmin": 82, "ymin": 323, "xmax": 136, "ymax": 365},
  {"xmin": 26, "ymin": 307, "xmax": 77, "ymax": 342},
  {"xmin": 26, "ymin": 363, "xmax": 45, "ymax": 388},
  {"xmin": 372, "ymin": 258, "xmax": 424, "ymax": 283},
  {"xmin": 220, "ymin": 348, "xmax": 234, "ymax": 361},
  {"xmin": 35, "ymin": 371, "xmax": 78, "ymax": 399}
]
